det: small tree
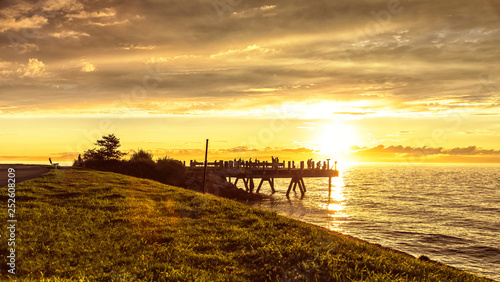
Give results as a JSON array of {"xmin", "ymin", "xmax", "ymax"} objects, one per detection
[{"xmin": 83, "ymin": 134, "xmax": 127, "ymax": 161}]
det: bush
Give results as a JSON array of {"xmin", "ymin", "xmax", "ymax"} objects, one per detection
[
  {"xmin": 82, "ymin": 156, "xmax": 186, "ymax": 188},
  {"xmin": 155, "ymin": 156, "xmax": 186, "ymax": 187},
  {"xmin": 82, "ymin": 160, "xmax": 123, "ymax": 173},
  {"xmin": 81, "ymin": 135, "xmax": 186, "ymax": 187},
  {"xmin": 130, "ymin": 149, "xmax": 154, "ymax": 162},
  {"xmin": 123, "ymin": 158, "xmax": 156, "ymax": 179}
]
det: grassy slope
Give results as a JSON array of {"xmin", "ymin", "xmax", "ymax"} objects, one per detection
[{"xmin": 1, "ymin": 169, "xmax": 492, "ymax": 281}]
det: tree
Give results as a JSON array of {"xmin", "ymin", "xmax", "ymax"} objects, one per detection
[{"xmin": 83, "ymin": 134, "xmax": 127, "ymax": 161}]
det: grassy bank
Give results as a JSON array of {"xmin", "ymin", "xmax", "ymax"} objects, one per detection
[{"xmin": 1, "ymin": 169, "xmax": 491, "ymax": 281}]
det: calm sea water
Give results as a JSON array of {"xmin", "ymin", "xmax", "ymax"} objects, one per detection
[{"xmin": 249, "ymin": 163, "xmax": 500, "ymax": 280}]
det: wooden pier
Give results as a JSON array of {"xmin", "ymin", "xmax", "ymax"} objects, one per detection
[{"xmin": 189, "ymin": 159, "xmax": 339, "ymax": 197}]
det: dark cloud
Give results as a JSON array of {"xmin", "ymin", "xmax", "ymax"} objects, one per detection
[{"xmin": 355, "ymin": 145, "xmax": 500, "ymax": 156}]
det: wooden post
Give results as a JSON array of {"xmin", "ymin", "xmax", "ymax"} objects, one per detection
[
  {"xmin": 202, "ymin": 139, "xmax": 209, "ymax": 194},
  {"xmin": 328, "ymin": 177, "xmax": 332, "ymax": 198},
  {"xmin": 256, "ymin": 177, "xmax": 276, "ymax": 194},
  {"xmin": 249, "ymin": 178, "xmax": 255, "ymax": 193}
]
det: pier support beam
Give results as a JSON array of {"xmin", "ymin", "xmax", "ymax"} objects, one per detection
[
  {"xmin": 286, "ymin": 177, "xmax": 306, "ymax": 197},
  {"xmin": 233, "ymin": 177, "xmax": 255, "ymax": 193},
  {"xmin": 249, "ymin": 178, "xmax": 255, "ymax": 193},
  {"xmin": 256, "ymin": 177, "xmax": 276, "ymax": 194},
  {"xmin": 233, "ymin": 177, "xmax": 248, "ymax": 191}
]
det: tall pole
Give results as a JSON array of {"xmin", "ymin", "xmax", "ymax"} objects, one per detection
[{"xmin": 202, "ymin": 139, "xmax": 209, "ymax": 193}]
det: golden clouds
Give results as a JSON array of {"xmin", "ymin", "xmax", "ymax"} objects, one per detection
[
  {"xmin": 80, "ymin": 61, "xmax": 96, "ymax": 72},
  {"xmin": 0, "ymin": 15, "xmax": 48, "ymax": 32},
  {"xmin": 22, "ymin": 58, "xmax": 47, "ymax": 77},
  {"xmin": 49, "ymin": 30, "xmax": 90, "ymax": 39}
]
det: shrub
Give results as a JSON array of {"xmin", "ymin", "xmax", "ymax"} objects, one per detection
[
  {"xmin": 123, "ymin": 158, "xmax": 156, "ymax": 179},
  {"xmin": 156, "ymin": 156, "xmax": 186, "ymax": 187},
  {"xmin": 81, "ymin": 136, "xmax": 186, "ymax": 188},
  {"xmin": 82, "ymin": 160, "xmax": 123, "ymax": 172},
  {"xmin": 130, "ymin": 149, "xmax": 154, "ymax": 162}
]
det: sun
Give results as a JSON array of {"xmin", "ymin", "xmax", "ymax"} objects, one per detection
[{"xmin": 315, "ymin": 122, "xmax": 358, "ymax": 159}]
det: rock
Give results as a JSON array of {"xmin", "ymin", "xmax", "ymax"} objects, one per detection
[{"xmin": 184, "ymin": 169, "xmax": 264, "ymax": 201}]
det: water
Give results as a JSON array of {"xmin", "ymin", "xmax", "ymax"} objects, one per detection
[{"xmin": 249, "ymin": 163, "xmax": 500, "ymax": 280}]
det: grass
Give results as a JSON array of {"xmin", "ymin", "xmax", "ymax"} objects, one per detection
[{"xmin": 0, "ymin": 169, "xmax": 492, "ymax": 281}]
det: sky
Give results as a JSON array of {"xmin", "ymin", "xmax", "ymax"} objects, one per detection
[{"xmin": 1, "ymin": 0, "xmax": 500, "ymax": 164}]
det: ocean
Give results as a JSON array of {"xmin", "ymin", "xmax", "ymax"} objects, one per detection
[{"xmin": 249, "ymin": 163, "xmax": 500, "ymax": 280}]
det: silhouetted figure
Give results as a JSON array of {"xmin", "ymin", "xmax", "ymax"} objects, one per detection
[{"xmin": 78, "ymin": 154, "xmax": 83, "ymax": 166}]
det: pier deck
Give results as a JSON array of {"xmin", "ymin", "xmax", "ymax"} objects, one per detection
[{"xmin": 189, "ymin": 159, "xmax": 339, "ymax": 197}]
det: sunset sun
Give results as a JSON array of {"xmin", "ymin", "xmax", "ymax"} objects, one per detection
[{"xmin": 316, "ymin": 122, "xmax": 359, "ymax": 158}]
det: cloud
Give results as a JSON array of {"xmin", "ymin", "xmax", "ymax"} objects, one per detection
[
  {"xmin": 81, "ymin": 61, "xmax": 96, "ymax": 72},
  {"xmin": 354, "ymin": 145, "xmax": 500, "ymax": 156},
  {"xmin": 149, "ymin": 146, "xmax": 322, "ymax": 161},
  {"xmin": 144, "ymin": 55, "xmax": 200, "ymax": 64},
  {"xmin": 12, "ymin": 42, "xmax": 40, "ymax": 54},
  {"xmin": 243, "ymin": 88, "xmax": 281, "ymax": 93},
  {"xmin": 230, "ymin": 4, "xmax": 278, "ymax": 19},
  {"xmin": 332, "ymin": 111, "xmax": 374, "ymax": 116},
  {"xmin": 0, "ymin": 15, "xmax": 48, "ymax": 32},
  {"xmin": 49, "ymin": 30, "xmax": 90, "ymax": 39},
  {"xmin": 223, "ymin": 146, "xmax": 257, "ymax": 153},
  {"xmin": 42, "ymin": 0, "xmax": 84, "ymax": 13},
  {"xmin": 0, "ymin": 0, "xmax": 499, "ymax": 121},
  {"xmin": 209, "ymin": 44, "xmax": 279, "ymax": 59},
  {"xmin": 122, "ymin": 44, "xmax": 158, "ymax": 51},
  {"xmin": 65, "ymin": 8, "xmax": 116, "ymax": 19},
  {"xmin": 260, "ymin": 5, "xmax": 277, "ymax": 11},
  {"xmin": 22, "ymin": 58, "xmax": 47, "ymax": 77},
  {"xmin": 86, "ymin": 19, "xmax": 129, "ymax": 26}
]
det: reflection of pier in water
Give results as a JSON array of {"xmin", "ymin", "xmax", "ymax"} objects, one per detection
[{"xmin": 189, "ymin": 159, "xmax": 339, "ymax": 197}]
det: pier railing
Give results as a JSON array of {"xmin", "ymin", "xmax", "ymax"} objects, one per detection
[{"xmin": 189, "ymin": 159, "xmax": 336, "ymax": 171}]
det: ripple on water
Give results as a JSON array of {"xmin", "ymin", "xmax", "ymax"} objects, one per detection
[{"xmin": 249, "ymin": 164, "xmax": 500, "ymax": 280}]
